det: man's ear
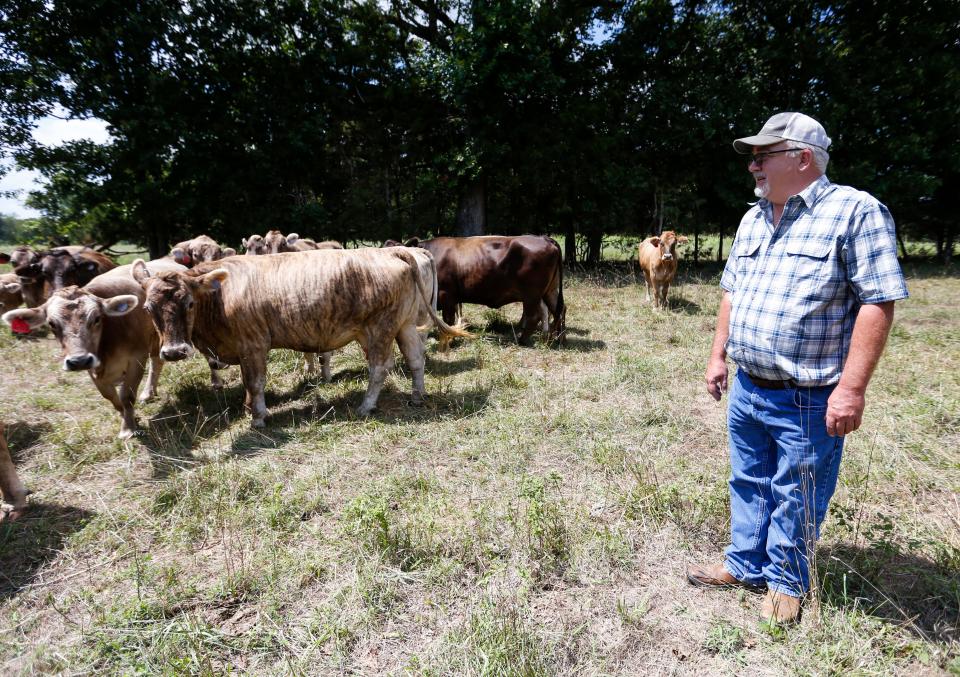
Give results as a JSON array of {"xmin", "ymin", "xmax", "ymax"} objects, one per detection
[
  {"xmin": 103, "ymin": 294, "xmax": 139, "ymax": 316},
  {"xmin": 196, "ymin": 269, "xmax": 229, "ymax": 292},
  {"xmin": 2, "ymin": 306, "xmax": 48, "ymax": 331},
  {"xmin": 132, "ymin": 259, "xmax": 152, "ymax": 284}
]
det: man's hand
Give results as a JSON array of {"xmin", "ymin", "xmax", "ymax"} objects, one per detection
[
  {"xmin": 826, "ymin": 384, "xmax": 865, "ymax": 436},
  {"xmin": 706, "ymin": 357, "xmax": 728, "ymax": 401}
]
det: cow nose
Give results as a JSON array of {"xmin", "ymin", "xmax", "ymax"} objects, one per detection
[
  {"xmin": 160, "ymin": 344, "xmax": 192, "ymax": 361},
  {"xmin": 662, "ymin": 252, "xmax": 673, "ymax": 260},
  {"xmin": 64, "ymin": 354, "xmax": 94, "ymax": 371}
]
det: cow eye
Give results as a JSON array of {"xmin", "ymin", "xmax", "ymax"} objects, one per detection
[
  {"xmin": 92, "ymin": 316, "xmax": 101, "ymax": 325},
  {"xmin": 186, "ymin": 300, "xmax": 194, "ymax": 310}
]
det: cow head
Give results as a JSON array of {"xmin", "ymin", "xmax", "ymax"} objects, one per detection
[
  {"xmin": 242, "ymin": 233, "xmax": 267, "ymax": 255},
  {"xmin": 18, "ymin": 248, "xmax": 104, "ymax": 291},
  {"xmin": 2, "ymin": 287, "xmax": 138, "ymax": 371},
  {"xmin": 0, "ymin": 276, "xmax": 23, "ymax": 313},
  {"xmin": 171, "ymin": 235, "xmax": 234, "ymax": 267},
  {"xmin": 650, "ymin": 231, "xmax": 689, "ymax": 261},
  {"xmin": 132, "ymin": 259, "xmax": 228, "ymax": 362}
]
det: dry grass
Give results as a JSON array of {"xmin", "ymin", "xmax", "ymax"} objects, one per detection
[{"xmin": 0, "ymin": 258, "xmax": 958, "ymax": 675}]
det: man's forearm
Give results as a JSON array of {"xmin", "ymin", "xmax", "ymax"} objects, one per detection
[
  {"xmin": 838, "ymin": 301, "xmax": 895, "ymax": 393},
  {"xmin": 710, "ymin": 292, "xmax": 732, "ymax": 362}
]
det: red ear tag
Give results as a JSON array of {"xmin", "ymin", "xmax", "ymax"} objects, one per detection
[
  {"xmin": 182, "ymin": 254, "xmax": 192, "ymax": 265},
  {"xmin": 11, "ymin": 318, "xmax": 31, "ymax": 334}
]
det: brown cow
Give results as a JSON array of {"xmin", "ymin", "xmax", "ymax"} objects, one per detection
[
  {"xmin": 638, "ymin": 231, "xmax": 688, "ymax": 309},
  {"xmin": 170, "ymin": 235, "xmax": 237, "ymax": 267},
  {"xmin": 242, "ymin": 230, "xmax": 342, "ymax": 255},
  {"xmin": 132, "ymin": 248, "xmax": 470, "ymax": 428},
  {"xmin": 389, "ymin": 235, "xmax": 566, "ymax": 344},
  {"xmin": 15, "ymin": 246, "xmax": 117, "ymax": 299},
  {"xmin": 0, "ymin": 273, "xmax": 23, "ymax": 312},
  {"xmin": 2, "ymin": 260, "xmax": 185, "ymax": 439},
  {"xmin": 2, "ymin": 245, "xmax": 65, "ymax": 307},
  {"xmin": 0, "ymin": 422, "xmax": 29, "ymax": 522}
]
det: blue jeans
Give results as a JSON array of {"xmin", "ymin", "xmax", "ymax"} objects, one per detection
[{"xmin": 723, "ymin": 369, "xmax": 844, "ymax": 597}]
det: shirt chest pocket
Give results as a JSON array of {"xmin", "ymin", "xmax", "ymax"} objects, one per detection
[
  {"xmin": 734, "ymin": 240, "xmax": 762, "ymax": 279},
  {"xmin": 783, "ymin": 239, "xmax": 836, "ymax": 286}
]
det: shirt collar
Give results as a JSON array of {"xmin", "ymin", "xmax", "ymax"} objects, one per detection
[{"xmin": 751, "ymin": 174, "xmax": 832, "ymax": 212}]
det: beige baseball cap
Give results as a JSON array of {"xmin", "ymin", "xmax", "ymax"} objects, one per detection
[{"xmin": 733, "ymin": 112, "xmax": 832, "ymax": 153}]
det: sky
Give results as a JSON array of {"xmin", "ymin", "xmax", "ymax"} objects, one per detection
[{"xmin": 0, "ymin": 116, "xmax": 111, "ymax": 218}]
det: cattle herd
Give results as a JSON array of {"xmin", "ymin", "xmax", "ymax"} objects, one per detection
[{"xmin": 0, "ymin": 229, "xmax": 688, "ymax": 521}]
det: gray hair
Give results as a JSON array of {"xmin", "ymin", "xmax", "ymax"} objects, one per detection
[{"xmin": 787, "ymin": 141, "xmax": 829, "ymax": 173}]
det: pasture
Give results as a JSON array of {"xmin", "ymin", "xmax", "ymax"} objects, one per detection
[{"xmin": 1, "ymin": 256, "xmax": 958, "ymax": 675}]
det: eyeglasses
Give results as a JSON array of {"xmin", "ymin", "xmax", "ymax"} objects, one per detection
[{"xmin": 747, "ymin": 148, "xmax": 804, "ymax": 167}]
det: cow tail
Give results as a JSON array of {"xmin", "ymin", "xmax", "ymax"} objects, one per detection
[
  {"xmin": 547, "ymin": 237, "xmax": 566, "ymax": 343},
  {"xmin": 397, "ymin": 249, "xmax": 471, "ymax": 343}
]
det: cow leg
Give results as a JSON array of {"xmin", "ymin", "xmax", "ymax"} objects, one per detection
[
  {"xmin": 303, "ymin": 352, "xmax": 317, "ymax": 375},
  {"xmin": 518, "ymin": 300, "xmax": 541, "ymax": 345},
  {"xmin": 116, "ymin": 357, "xmax": 147, "ymax": 439},
  {"xmin": 438, "ymin": 296, "xmax": 457, "ymax": 351},
  {"xmin": 0, "ymin": 423, "xmax": 29, "ymax": 522},
  {"xmin": 643, "ymin": 270, "xmax": 654, "ymax": 304},
  {"xmin": 91, "ymin": 374, "xmax": 128, "ymax": 433},
  {"xmin": 207, "ymin": 357, "xmax": 225, "ymax": 390},
  {"xmin": 239, "ymin": 355, "xmax": 269, "ymax": 428},
  {"xmin": 396, "ymin": 325, "xmax": 426, "ymax": 405},
  {"xmin": 320, "ymin": 351, "xmax": 332, "ymax": 383},
  {"xmin": 357, "ymin": 340, "xmax": 395, "ymax": 416},
  {"xmin": 139, "ymin": 354, "xmax": 163, "ymax": 402}
]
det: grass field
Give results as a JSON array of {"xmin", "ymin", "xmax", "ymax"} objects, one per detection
[{"xmin": 0, "ymin": 256, "xmax": 958, "ymax": 675}]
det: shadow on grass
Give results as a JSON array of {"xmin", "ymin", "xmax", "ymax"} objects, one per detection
[
  {"xmin": 666, "ymin": 295, "xmax": 702, "ymax": 315},
  {"xmin": 818, "ymin": 542, "xmax": 959, "ymax": 643},
  {"xmin": 0, "ymin": 502, "xmax": 95, "ymax": 601},
  {"xmin": 3, "ymin": 420, "xmax": 53, "ymax": 463}
]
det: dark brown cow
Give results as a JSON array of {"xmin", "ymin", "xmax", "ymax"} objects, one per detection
[
  {"xmin": 2, "ymin": 245, "xmax": 58, "ymax": 307},
  {"xmin": 242, "ymin": 230, "xmax": 342, "ymax": 255},
  {"xmin": 170, "ymin": 235, "xmax": 237, "ymax": 267},
  {"xmin": 638, "ymin": 231, "xmax": 688, "ymax": 309},
  {"xmin": 0, "ymin": 422, "xmax": 29, "ymax": 521},
  {"xmin": 389, "ymin": 235, "xmax": 566, "ymax": 344},
  {"xmin": 15, "ymin": 246, "xmax": 116, "ymax": 299},
  {"xmin": 132, "ymin": 249, "xmax": 470, "ymax": 428},
  {"xmin": 2, "ymin": 260, "xmax": 185, "ymax": 439}
]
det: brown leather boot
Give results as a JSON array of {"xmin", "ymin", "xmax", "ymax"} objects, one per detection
[
  {"xmin": 686, "ymin": 563, "xmax": 766, "ymax": 592},
  {"xmin": 760, "ymin": 589, "xmax": 802, "ymax": 625}
]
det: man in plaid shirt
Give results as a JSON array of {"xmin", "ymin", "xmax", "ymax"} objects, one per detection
[{"xmin": 686, "ymin": 113, "xmax": 908, "ymax": 625}]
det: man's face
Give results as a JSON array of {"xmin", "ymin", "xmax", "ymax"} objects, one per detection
[{"xmin": 748, "ymin": 142, "xmax": 808, "ymax": 204}]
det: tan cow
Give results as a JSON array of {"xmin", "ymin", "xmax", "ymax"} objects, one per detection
[
  {"xmin": 170, "ymin": 235, "xmax": 237, "ymax": 267},
  {"xmin": 2, "ymin": 259, "xmax": 186, "ymax": 439},
  {"xmin": 0, "ymin": 273, "xmax": 22, "ymax": 313},
  {"xmin": 638, "ymin": 231, "xmax": 688, "ymax": 309},
  {"xmin": 132, "ymin": 248, "xmax": 470, "ymax": 428},
  {"xmin": 0, "ymin": 422, "xmax": 29, "ymax": 522},
  {"xmin": 242, "ymin": 230, "xmax": 342, "ymax": 255}
]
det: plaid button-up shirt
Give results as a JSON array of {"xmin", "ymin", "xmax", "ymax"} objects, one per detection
[{"xmin": 720, "ymin": 175, "xmax": 908, "ymax": 386}]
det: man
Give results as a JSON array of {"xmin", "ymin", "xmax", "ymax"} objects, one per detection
[{"xmin": 688, "ymin": 112, "xmax": 908, "ymax": 625}]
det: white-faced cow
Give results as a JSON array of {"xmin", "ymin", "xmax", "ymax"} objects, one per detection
[
  {"xmin": 638, "ymin": 231, "xmax": 688, "ymax": 309},
  {"xmin": 0, "ymin": 273, "xmax": 22, "ymax": 313},
  {"xmin": 2, "ymin": 259, "xmax": 186, "ymax": 439},
  {"xmin": 242, "ymin": 230, "xmax": 342, "ymax": 255},
  {"xmin": 132, "ymin": 248, "xmax": 469, "ymax": 428},
  {"xmin": 0, "ymin": 422, "xmax": 29, "ymax": 522},
  {"xmin": 170, "ymin": 235, "xmax": 237, "ymax": 268},
  {"xmin": 387, "ymin": 235, "xmax": 565, "ymax": 345}
]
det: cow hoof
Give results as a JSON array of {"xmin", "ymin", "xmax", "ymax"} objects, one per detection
[
  {"xmin": 138, "ymin": 392, "xmax": 156, "ymax": 403},
  {"xmin": 356, "ymin": 406, "xmax": 376, "ymax": 417},
  {"xmin": 251, "ymin": 418, "xmax": 266, "ymax": 428},
  {"xmin": 118, "ymin": 429, "xmax": 136, "ymax": 440},
  {"xmin": 0, "ymin": 506, "xmax": 27, "ymax": 523}
]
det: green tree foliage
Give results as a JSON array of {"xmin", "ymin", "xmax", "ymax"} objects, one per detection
[{"xmin": 0, "ymin": 1, "xmax": 957, "ymax": 260}]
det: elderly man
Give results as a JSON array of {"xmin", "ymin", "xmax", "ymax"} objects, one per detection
[{"xmin": 688, "ymin": 112, "xmax": 909, "ymax": 625}]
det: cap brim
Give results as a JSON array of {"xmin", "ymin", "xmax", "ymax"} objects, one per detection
[{"xmin": 732, "ymin": 134, "xmax": 785, "ymax": 154}]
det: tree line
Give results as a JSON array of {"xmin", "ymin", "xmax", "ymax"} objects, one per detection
[{"xmin": 0, "ymin": 0, "xmax": 957, "ymax": 261}]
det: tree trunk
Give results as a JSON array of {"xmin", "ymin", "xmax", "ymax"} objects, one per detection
[
  {"xmin": 562, "ymin": 211, "xmax": 576, "ymax": 264},
  {"xmin": 896, "ymin": 227, "xmax": 909, "ymax": 262},
  {"xmin": 586, "ymin": 231, "xmax": 603, "ymax": 264},
  {"xmin": 455, "ymin": 178, "xmax": 486, "ymax": 236}
]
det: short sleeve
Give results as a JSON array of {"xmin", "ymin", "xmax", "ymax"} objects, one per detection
[{"xmin": 842, "ymin": 201, "xmax": 909, "ymax": 304}]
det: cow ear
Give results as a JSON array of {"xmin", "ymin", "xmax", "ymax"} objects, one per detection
[
  {"xmin": 383, "ymin": 239, "xmax": 400, "ymax": 247},
  {"xmin": 131, "ymin": 259, "xmax": 152, "ymax": 284},
  {"xmin": 103, "ymin": 294, "xmax": 139, "ymax": 316},
  {"xmin": 15, "ymin": 262, "xmax": 40, "ymax": 279},
  {"xmin": 3, "ymin": 306, "xmax": 47, "ymax": 332},
  {"xmin": 286, "ymin": 233, "xmax": 300, "ymax": 245},
  {"xmin": 3, "ymin": 281, "xmax": 22, "ymax": 294},
  {"xmin": 404, "ymin": 237, "xmax": 420, "ymax": 247},
  {"xmin": 650, "ymin": 237, "xmax": 661, "ymax": 248},
  {"xmin": 197, "ymin": 268, "xmax": 228, "ymax": 291},
  {"xmin": 241, "ymin": 237, "xmax": 250, "ymax": 249},
  {"xmin": 171, "ymin": 247, "xmax": 191, "ymax": 265},
  {"xmin": 221, "ymin": 247, "xmax": 236, "ymax": 257},
  {"xmin": 677, "ymin": 236, "xmax": 689, "ymax": 244}
]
